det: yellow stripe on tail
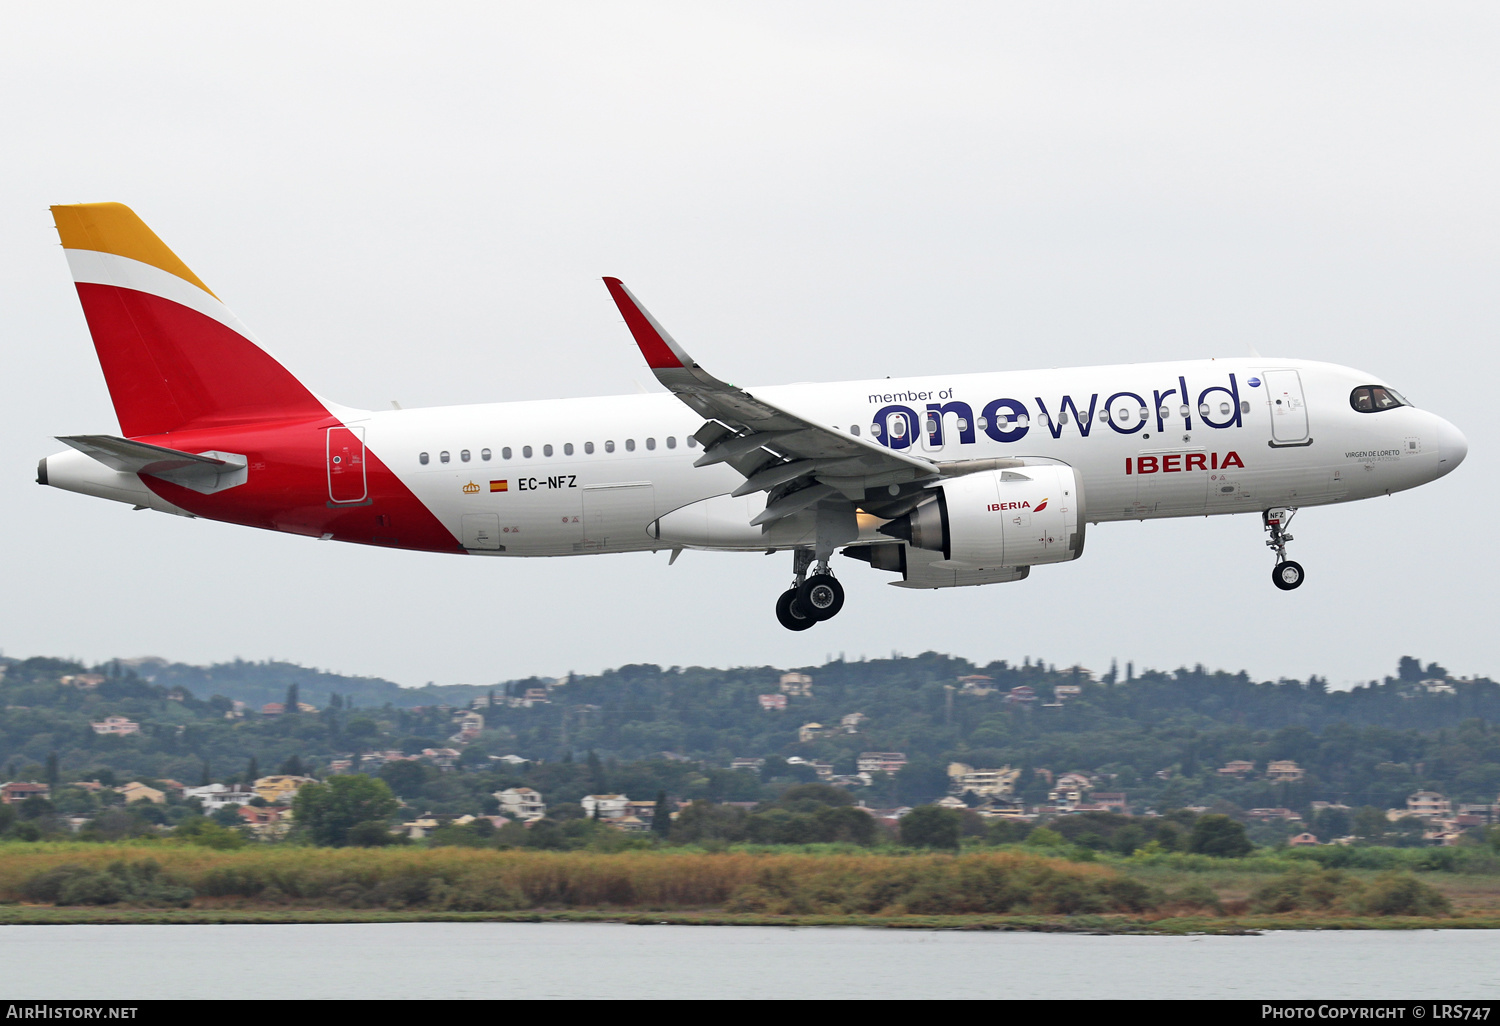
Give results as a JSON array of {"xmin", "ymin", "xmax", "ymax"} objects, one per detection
[{"xmin": 51, "ymin": 202, "xmax": 217, "ymax": 299}]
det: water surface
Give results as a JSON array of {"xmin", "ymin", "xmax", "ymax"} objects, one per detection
[{"xmin": 4, "ymin": 923, "xmax": 1495, "ymax": 999}]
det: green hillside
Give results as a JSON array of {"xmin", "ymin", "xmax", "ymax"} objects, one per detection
[{"xmin": 0, "ymin": 651, "xmax": 1495, "ymax": 823}]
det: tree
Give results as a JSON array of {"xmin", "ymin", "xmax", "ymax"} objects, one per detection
[
  {"xmin": 895, "ymin": 758, "xmax": 951, "ymax": 805},
  {"xmin": 900, "ymin": 805, "xmax": 962, "ymax": 850},
  {"xmin": 1188, "ymin": 814, "xmax": 1253, "ymax": 857},
  {"xmin": 285, "ymin": 682, "xmax": 300, "ymax": 713},
  {"xmin": 292, "ymin": 775, "xmax": 400, "ymax": 846},
  {"xmin": 1353, "ymin": 806, "xmax": 1389, "ymax": 840},
  {"xmin": 651, "ymin": 790, "xmax": 671, "ymax": 839},
  {"xmin": 278, "ymin": 754, "xmax": 305, "ymax": 777},
  {"xmin": 777, "ymin": 783, "xmax": 854, "ymax": 808},
  {"xmin": 1311, "ymin": 805, "xmax": 1352, "ymax": 842},
  {"xmin": 18, "ymin": 796, "xmax": 56, "ymax": 821},
  {"xmin": 246, "ymin": 756, "xmax": 260, "ymax": 783},
  {"xmin": 670, "ymin": 801, "xmax": 748, "ymax": 843},
  {"xmin": 378, "ymin": 760, "xmax": 431, "ymax": 799},
  {"xmin": 815, "ymin": 805, "xmax": 877, "ymax": 845},
  {"xmin": 586, "ymin": 750, "xmax": 608, "ymax": 794},
  {"xmin": 346, "ymin": 820, "xmax": 402, "ymax": 846},
  {"xmin": 44, "ymin": 752, "xmax": 58, "ymax": 789},
  {"xmin": 344, "ymin": 717, "xmax": 380, "ymax": 742}
]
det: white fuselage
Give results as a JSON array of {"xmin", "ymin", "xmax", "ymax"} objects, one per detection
[{"xmin": 360, "ymin": 357, "xmax": 1464, "ymax": 557}]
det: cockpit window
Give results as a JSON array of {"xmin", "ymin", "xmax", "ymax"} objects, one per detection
[{"xmin": 1350, "ymin": 386, "xmax": 1410, "ymax": 413}]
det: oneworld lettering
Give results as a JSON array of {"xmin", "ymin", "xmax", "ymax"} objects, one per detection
[{"xmin": 869, "ymin": 373, "xmax": 1246, "ymax": 450}]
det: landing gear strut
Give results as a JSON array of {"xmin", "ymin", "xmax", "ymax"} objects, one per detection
[
  {"xmin": 775, "ymin": 549, "xmax": 845, "ymax": 630},
  {"xmin": 1263, "ymin": 507, "xmax": 1304, "ymax": 591}
]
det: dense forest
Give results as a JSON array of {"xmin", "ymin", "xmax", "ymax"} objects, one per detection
[{"xmin": 1, "ymin": 650, "xmax": 1497, "ymax": 823}]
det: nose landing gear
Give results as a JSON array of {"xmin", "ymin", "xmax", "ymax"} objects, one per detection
[
  {"xmin": 1263, "ymin": 507, "xmax": 1304, "ymax": 591},
  {"xmin": 775, "ymin": 548, "xmax": 846, "ymax": 629}
]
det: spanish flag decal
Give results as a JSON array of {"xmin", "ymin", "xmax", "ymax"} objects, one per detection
[{"xmin": 491, "ymin": 480, "xmax": 508, "ymax": 492}]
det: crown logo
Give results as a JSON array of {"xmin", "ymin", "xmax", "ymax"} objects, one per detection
[{"xmin": 462, "ymin": 481, "xmax": 480, "ymax": 494}]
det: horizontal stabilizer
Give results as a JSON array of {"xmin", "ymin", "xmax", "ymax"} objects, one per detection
[{"xmin": 57, "ymin": 435, "xmax": 247, "ymax": 494}]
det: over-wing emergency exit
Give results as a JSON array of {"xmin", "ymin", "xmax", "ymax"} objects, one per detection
[{"xmin": 39, "ymin": 204, "xmax": 1468, "ymax": 629}]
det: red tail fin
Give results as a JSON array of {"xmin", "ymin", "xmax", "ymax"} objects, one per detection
[{"xmin": 52, "ymin": 203, "xmax": 327, "ymax": 437}]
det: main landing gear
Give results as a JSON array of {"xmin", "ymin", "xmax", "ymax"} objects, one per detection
[
  {"xmin": 775, "ymin": 548, "xmax": 845, "ymax": 631},
  {"xmin": 1263, "ymin": 507, "xmax": 1305, "ymax": 591}
]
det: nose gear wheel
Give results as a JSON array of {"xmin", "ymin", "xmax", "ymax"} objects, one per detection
[
  {"xmin": 1262, "ymin": 508, "xmax": 1305, "ymax": 591},
  {"xmin": 1272, "ymin": 560, "xmax": 1305, "ymax": 591}
]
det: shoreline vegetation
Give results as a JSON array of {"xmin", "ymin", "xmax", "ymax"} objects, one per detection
[{"xmin": 0, "ymin": 841, "xmax": 1493, "ymax": 933}]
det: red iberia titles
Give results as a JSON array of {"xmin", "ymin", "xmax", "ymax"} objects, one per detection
[{"xmin": 1126, "ymin": 451, "xmax": 1244, "ymax": 475}]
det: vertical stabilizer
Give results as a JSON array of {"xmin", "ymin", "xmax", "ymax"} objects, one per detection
[{"xmin": 51, "ymin": 203, "xmax": 327, "ymax": 437}]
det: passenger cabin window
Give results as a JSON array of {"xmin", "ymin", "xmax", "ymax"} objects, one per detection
[
  {"xmin": 440, "ymin": 451, "xmax": 450, "ymax": 464},
  {"xmin": 461, "ymin": 449, "xmax": 471, "ymax": 462},
  {"xmin": 687, "ymin": 436, "xmax": 698, "ymax": 448},
  {"xmin": 605, "ymin": 440, "xmax": 615, "ymax": 453},
  {"xmin": 523, "ymin": 445, "xmax": 533, "ymax": 458},
  {"xmin": 626, "ymin": 439, "xmax": 636, "ymax": 451},
  {"xmin": 564, "ymin": 443, "xmax": 574, "ymax": 456},
  {"xmin": 850, "ymin": 425, "xmax": 860, "ymax": 436},
  {"xmin": 646, "ymin": 437, "xmax": 656, "ymax": 450},
  {"xmin": 419, "ymin": 452, "xmax": 429, "ymax": 465},
  {"xmin": 543, "ymin": 444, "xmax": 554, "ymax": 457},
  {"xmin": 502, "ymin": 447, "xmax": 513, "ymax": 459},
  {"xmin": 1350, "ymin": 386, "xmax": 1409, "ymax": 413},
  {"xmin": 481, "ymin": 448, "xmax": 492, "ymax": 461},
  {"xmin": 585, "ymin": 442, "xmax": 595, "ymax": 454},
  {"xmin": 666, "ymin": 436, "xmax": 676, "ymax": 449}
]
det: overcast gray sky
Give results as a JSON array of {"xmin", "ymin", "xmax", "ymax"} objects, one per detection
[{"xmin": 1, "ymin": 2, "xmax": 1493, "ymax": 688}]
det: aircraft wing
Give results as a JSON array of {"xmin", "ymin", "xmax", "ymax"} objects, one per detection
[{"xmin": 603, "ymin": 278, "xmax": 941, "ymax": 522}]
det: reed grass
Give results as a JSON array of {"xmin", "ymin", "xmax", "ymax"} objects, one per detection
[{"xmin": 0, "ymin": 842, "xmax": 1156, "ymax": 915}]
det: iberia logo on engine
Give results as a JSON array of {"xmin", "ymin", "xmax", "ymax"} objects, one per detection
[{"xmin": 987, "ymin": 500, "xmax": 1033, "ymax": 512}]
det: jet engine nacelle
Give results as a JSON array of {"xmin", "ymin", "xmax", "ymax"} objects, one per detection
[{"xmin": 879, "ymin": 464, "xmax": 1085, "ymax": 568}]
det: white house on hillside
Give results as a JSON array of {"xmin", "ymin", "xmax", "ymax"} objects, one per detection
[
  {"xmin": 183, "ymin": 783, "xmax": 256, "ymax": 811},
  {"xmin": 581, "ymin": 794, "xmax": 630, "ymax": 819},
  {"xmin": 494, "ymin": 787, "xmax": 546, "ymax": 822}
]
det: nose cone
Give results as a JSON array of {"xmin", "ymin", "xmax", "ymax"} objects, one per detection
[{"xmin": 1435, "ymin": 417, "xmax": 1467, "ymax": 477}]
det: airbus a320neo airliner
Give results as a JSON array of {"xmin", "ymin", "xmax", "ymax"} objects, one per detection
[{"xmin": 38, "ymin": 204, "xmax": 1468, "ymax": 629}]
